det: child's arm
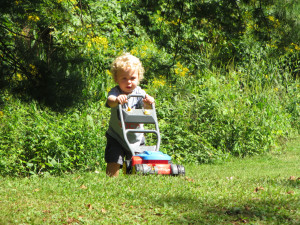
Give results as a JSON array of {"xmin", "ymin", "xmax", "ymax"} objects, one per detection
[
  {"xmin": 107, "ymin": 94, "xmax": 128, "ymax": 108},
  {"xmin": 143, "ymin": 94, "xmax": 155, "ymax": 109}
]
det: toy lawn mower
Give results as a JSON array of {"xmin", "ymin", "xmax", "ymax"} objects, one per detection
[{"xmin": 119, "ymin": 94, "xmax": 185, "ymax": 176}]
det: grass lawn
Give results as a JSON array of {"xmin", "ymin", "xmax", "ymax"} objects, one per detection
[{"xmin": 0, "ymin": 137, "xmax": 299, "ymax": 224}]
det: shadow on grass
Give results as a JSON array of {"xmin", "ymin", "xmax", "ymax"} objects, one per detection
[{"xmin": 144, "ymin": 193, "xmax": 298, "ymax": 224}]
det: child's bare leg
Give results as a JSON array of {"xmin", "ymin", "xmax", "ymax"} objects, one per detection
[{"xmin": 106, "ymin": 162, "xmax": 120, "ymax": 177}]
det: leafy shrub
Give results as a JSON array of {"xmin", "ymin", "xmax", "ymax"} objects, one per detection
[
  {"xmin": 150, "ymin": 68, "xmax": 295, "ymax": 164},
  {"xmin": 0, "ymin": 96, "xmax": 108, "ymax": 176}
]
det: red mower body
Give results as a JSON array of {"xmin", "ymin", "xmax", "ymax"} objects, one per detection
[
  {"xmin": 131, "ymin": 156, "xmax": 172, "ymax": 175},
  {"xmin": 124, "ymin": 151, "xmax": 185, "ymax": 176}
]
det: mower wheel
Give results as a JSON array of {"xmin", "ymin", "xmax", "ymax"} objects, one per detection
[
  {"xmin": 171, "ymin": 164, "xmax": 179, "ymax": 175},
  {"xmin": 171, "ymin": 164, "xmax": 185, "ymax": 176},
  {"xmin": 177, "ymin": 165, "xmax": 185, "ymax": 176}
]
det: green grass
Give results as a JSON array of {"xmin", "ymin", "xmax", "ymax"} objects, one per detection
[{"xmin": 0, "ymin": 137, "xmax": 299, "ymax": 224}]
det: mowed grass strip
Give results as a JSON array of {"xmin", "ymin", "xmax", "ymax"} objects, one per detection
[{"xmin": 0, "ymin": 137, "xmax": 299, "ymax": 224}]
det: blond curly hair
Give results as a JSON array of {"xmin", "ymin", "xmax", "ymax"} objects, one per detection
[{"xmin": 110, "ymin": 53, "xmax": 145, "ymax": 82}]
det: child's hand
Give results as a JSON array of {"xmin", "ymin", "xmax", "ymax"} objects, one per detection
[
  {"xmin": 116, "ymin": 94, "xmax": 128, "ymax": 105},
  {"xmin": 143, "ymin": 94, "xmax": 155, "ymax": 105}
]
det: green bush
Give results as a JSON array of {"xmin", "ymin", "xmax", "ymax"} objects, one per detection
[
  {"xmin": 0, "ymin": 96, "xmax": 108, "ymax": 176},
  {"xmin": 150, "ymin": 68, "xmax": 296, "ymax": 164}
]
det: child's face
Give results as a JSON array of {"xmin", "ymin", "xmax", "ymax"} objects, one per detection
[{"xmin": 115, "ymin": 68, "xmax": 139, "ymax": 94}]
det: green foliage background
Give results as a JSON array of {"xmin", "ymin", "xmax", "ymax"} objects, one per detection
[{"xmin": 0, "ymin": 0, "xmax": 299, "ymax": 175}]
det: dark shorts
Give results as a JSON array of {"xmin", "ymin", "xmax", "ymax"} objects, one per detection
[{"xmin": 105, "ymin": 133, "xmax": 145, "ymax": 165}]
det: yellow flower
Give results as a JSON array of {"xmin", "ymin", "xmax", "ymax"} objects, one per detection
[
  {"xmin": 0, "ymin": 111, "xmax": 3, "ymax": 117},
  {"xmin": 157, "ymin": 17, "xmax": 164, "ymax": 22},
  {"xmin": 180, "ymin": 67, "xmax": 189, "ymax": 77},
  {"xmin": 87, "ymin": 41, "xmax": 92, "ymax": 48},
  {"xmin": 29, "ymin": 64, "xmax": 38, "ymax": 76},
  {"xmin": 175, "ymin": 62, "xmax": 189, "ymax": 77},
  {"xmin": 28, "ymin": 15, "xmax": 40, "ymax": 22},
  {"xmin": 16, "ymin": 73, "xmax": 23, "ymax": 81},
  {"xmin": 130, "ymin": 49, "xmax": 138, "ymax": 55},
  {"xmin": 106, "ymin": 70, "xmax": 112, "ymax": 76},
  {"xmin": 91, "ymin": 36, "xmax": 108, "ymax": 49},
  {"xmin": 268, "ymin": 16, "xmax": 275, "ymax": 22},
  {"xmin": 152, "ymin": 77, "xmax": 166, "ymax": 88},
  {"xmin": 166, "ymin": 18, "xmax": 181, "ymax": 26},
  {"xmin": 267, "ymin": 44, "xmax": 277, "ymax": 49}
]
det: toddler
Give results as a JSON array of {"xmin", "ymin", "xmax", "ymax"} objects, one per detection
[{"xmin": 105, "ymin": 53, "xmax": 154, "ymax": 177}]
